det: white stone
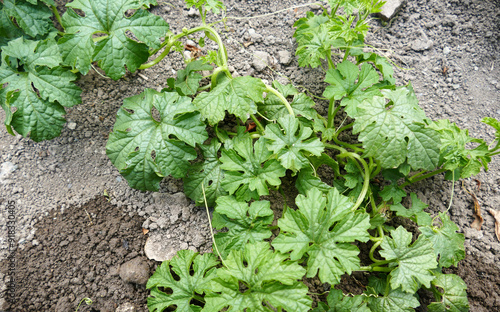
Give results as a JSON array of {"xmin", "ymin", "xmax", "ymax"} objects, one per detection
[{"xmin": 377, "ymin": 0, "xmax": 405, "ymax": 21}]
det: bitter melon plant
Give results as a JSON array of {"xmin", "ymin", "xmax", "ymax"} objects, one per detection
[{"xmin": 2, "ymin": 0, "xmax": 500, "ymax": 311}]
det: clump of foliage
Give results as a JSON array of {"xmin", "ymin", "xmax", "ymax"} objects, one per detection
[{"xmin": 2, "ymin": 0, "xmax": 500, "ymax": 311}]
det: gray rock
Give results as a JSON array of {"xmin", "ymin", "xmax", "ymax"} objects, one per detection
[
  {"xmin": 67, "ymin": 122, "xmax": 77, "ymax": 130},
  {"xmin": 411, "ymin": 31, "xmax": 433, "ymax": 51},
  {"xmin": 187, "ymin": 7, "xmax": 200, "ymax": 17},
  {"xmin": 119, "ymin": 257, "xmax": 150, "ymax": 285},
  {"xmin": 0, "ymin": 161, "xmax": 17, "ymax": 183},
  {"xmin": 144, "ymin": 235, "xmax": 178, "ymax": 261},
  {"xmin": 277, "ymin": 50, "xmax": 292, "ymax": 65},
  {"xmin": 116, "ymin": 302, "xmax": 136, "ymax": 312},
  {"xmin": 252, "ymin": 51, "xmax": 272, "ymax": 71},
  {"xmin": 377, "ymin": 0, "xmax": 405, "ymax": 21},
  {"xmin": 443, "ymin": 46, "xmax": 451, "ymax": 54}
]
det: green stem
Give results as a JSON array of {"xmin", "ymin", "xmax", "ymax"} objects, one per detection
[
  {"xmin": 326, "ymin": 144, "xmax": 370, "ymax": 212},
  {"xmin": 265, "ymin": 85, "xmax": 295, "ymax": 116},
  {"xmin": 358, "ymin": 266, "xmax": 392, "ymax": 272},
  {"xmin": 51, "ymin": 5, "xmax": 63, "ymax": 29},
  {"xmin": 330, "ymin": 135, "xmax": 364, "ymax": 153},
  {"xmin": 401, "ymin": 168, "xmax": 447, "ymax": 187},
  {"xmin": 342, "ymin": 47, "xmax": 351, "ymax": 62},
  {"xmin": 250, "ymin": 114, "xmax": 265, "ymax": 134},
  {"xmin": 326, "ymin": 49, "xmax": 335, "ymax": 71},
  {"xmin": 327, "ymin": 99, "xmax": 339, "ymax": 128}
]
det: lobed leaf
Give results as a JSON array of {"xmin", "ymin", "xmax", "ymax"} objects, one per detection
[
  {"xmin": 379, "ymin": 226, "xmax": 437, "ymax": 293},
  {"xmin": 272, "ymin": 188, "xmax": 370, "ymax": 284},
  {"xmin": 147, "ymin": 250, "xmax": 219, "ymax": 312},
  {"xmin": 212, "ymin": 196, "xmax": 273, "ymax": 258},
  {"xmin": 59, "ymin": 0, "xmax": 169, "ymax": 79},
  {"xmin": 427, "ymin": 273, "xmax": 469, "ymax": 312},
  {"xmin": 2, "ymin": 0, "xmax": 53, "ymax": 38},
  {"xmin": 390, "ymin": 192, "xmax": 432, "ymax": 226},
  {"xmin": 106, "ymin": 89, "xmax": 208, "ymax": 191}
]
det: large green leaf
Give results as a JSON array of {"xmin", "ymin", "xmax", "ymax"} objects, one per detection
[
  {"xmin": 59, "ymin": 0, "xmax": 169, "ymax": 79},
  {"xmin": 183, "ymin": 140, "xmax": 226, "ymax": 207},
  {"xmin": 390, "ymin": 192, "xmax": 432, "ymax": 226},
  {"xmin": 204, "ymin": 242, "xmax": 312, "ymax": 312},
  {"xmin": 193, "ymin": 75, "xmax": 266, "ymax": 125},
  {"xmin": 106, "ymin": 89, "xmax": 208, "ymax": 191},
  {"xmin": 0, "ymin": 37, "xmax": 81, "ymax": 141},
  {"xmin": 379, "ymin": 226, "xmax": 437, "ymax": 293},
  {"xmin": 0, "ymin": 3, "xmax": 24, "ymax": 48},
  {"xmin": 220, "ymin": 128, "xmax": 286, "ymax": 201},
  {"xmin": 272, "ymin": 188, "xmax": 370, "ymax": 284},
  {"xmin": 353, "ymin": 86, "xmax": 440, "ymax": 170},
  {"xmin": 2, "ymin": 0, "xmax": 53, "ymax": 38},
  {"xmin": 147, "ymin": 250, "xmax": 219, "ymax": 312},
  {"xmin": 313, "ymin": 289, "xmax": 370, "ymax": 312},
  {"xmin": 323, "ymin": 60, "xmax": 382, "ymax": 116},
  {"xmin": 427, "ymin": 273, "xmax": 469, "ymax": 312},
  {"xmin": 258, "ymin": 80, "xmax": 317, "ymax": 120},
  {"xmin": 365, "ymin": 286, "xmax": 420, "ymax": 312},
  {"xmin": 419, "ymin": 212, "xmax": 465, "ymax": 268},
  {"xmin": 212, "ymin": 196, "xmax": 273, "ymax": 258},
  {"xmin": 264, "ymin": 115, "xmax": 324, "ymax": 172}
]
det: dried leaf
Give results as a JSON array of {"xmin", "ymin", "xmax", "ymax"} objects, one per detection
[
  {"xmin": 488, "ymin": 209, "xmax": 500, "ymax": 241},
  {"xmin": 463, "ymin": 180, "xmax": 483, "ymax": 230},
  {"xmin": 142, "ymin": 228, "xmax": 149, "ymax": 235}
]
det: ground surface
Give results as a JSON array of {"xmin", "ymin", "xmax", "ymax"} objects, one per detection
[{"xmin": 0, "ymin": 0, "xmax": 499, "ymax": 311}]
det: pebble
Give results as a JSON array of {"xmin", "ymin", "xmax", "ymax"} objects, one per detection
[
  {"xmin": 252, "ymin": 51, "xmax": 272, "ymax": 71},
  {"xmin": 0, "ymin": 161, "xmax": 18, "ymax": 182},
  {"xmin": 116, "ymin": 302, "xmax": 136, "ymax": 312},
  {"xmin": 443, "ymin": 46, "xmax": 451, "ymax": 54},
  {"xmin": 67, "ymin": 122, "xmax": 76, "ymax": 130},
  {"xmin": 187, "ymin": 7, "xmax": 199, "ymax": 17},
  {"xmin": 277, "ymin": 50, "xmax": 292, "ymax": 65},
  {"xmin": 119, "ymin": 257, "xmax": 150, "ymax": 285}
]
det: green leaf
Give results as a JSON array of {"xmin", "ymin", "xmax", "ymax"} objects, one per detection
[
  {"xmin": 212, "ymin": 196, "xmax": 273, "ymax": 258},
  {"xmin": 380, "ymin": 184, "xmax": 407, "ymax": 205},
  {"xmin": 3, "ymin": 0, "xmax": 53, "ymax": 38},
  {"xmin": 313, "ymin": 289, "xmax": 370, "ymax": 312},
  {"xmin": 193, "ymin": 75, "xmax": 266, "ymax": 125},
  {"xmin": 0, "ymin": 4, "xmax": 24, "ymax": 48},
  {"xmin": 327, "ymin": 0, "xmax": 385, "ymax": 15},
  {"xmin": 183, "ymin": 140, "xmax": 227, "ymax": 207},
  {"xmin": 185, "ymin": 0, "xmax": 225, "ymax": 14},
  {"xmin": 353, "ymin": 51, "xmax": 396, "ymax": 84},
  {"xmin": 353, "ymin": 86, "xmax": 440, "ymax": 170},
  {"xmin": 293, "ymin": 12, "xmax": 335, "ymax": 68},
  {"xmin": 330, "ymin": 15, "xmax": 369, "ymax": 44},
  {"xmin": 365, "ymin": 286, "xmax": 420, "ymax": 312},
  {"xmin": 419, "ymin": 212, "xmax": 465, "ymax": 268},
  {"xmin": 482, "ymin": 117, "xmax": 500, "ymax": 142},
  {"xmin": 379, "ymin": 226, "xmax": 437, "ymax": 293},
  {"xmin": 204, "ymin": 242, "xmax": 312, "ymax": 312},
  {"xmin": 147, "ymin": 250, "xmax": 219, "ymax": 312},
  {"xmin": 264, "ymin": 115, "xmax": 324, "ymax": 172},
  {"xmin": 427, "ymin": 273, "xmax": 469, "ymax": 312},
  {"xmin": 295, "ymin": 167, "xmax": 333, "ymax": 195},
  {"xmin": 323, "ymin": 60, "xmax": 382, "ymax": 116},
  {"xmin": 60, "ymin": 0, "xmax": 169, "ymax": 79},
  {"xmin": 429, "ymin": 119, "xmax": 491, "ymax": 178},
  {"xmin": 171, "ymin": 60, "xmax": 213, "ymax": 96},
  {"xmin": 390, "ymin": 193, "xmax": 432, "ymax": 226},
  {"xmin": 272, "ymin": 188, "xmax": 370, "ymax": 284},
  {"xmin": 220, "ymin": 128, "xmax": 286, "ymax": 201},
  {"xmin": 259, "ymin": 80, "xmax": 317, "ymax": 120},
  {"xmin": 0, "ymin": 38, "xmax": 82, "ymax": 141},
  {"xmin": 106, "ymin": 89, "xmax": 208, "ymax": 191}
]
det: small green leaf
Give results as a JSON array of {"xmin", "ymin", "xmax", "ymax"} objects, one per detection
[
  {"xmin": 193, "ymin": 75, "xmax": 266, "ymax": 125},
  {"xmin": 353, "ymin": 86, "xmax": 440, "ymax": 170},
  {"xmin": 272, "ymin": 188, "xmax": 370, "ymax": 284},
  {"xmin": 204, "ymin": 242, "xmax": 312, "ymax": 312},
  {"xmin": 212, "ymin": 196, "xmax": 273, "ymax": 258},
  {"xmin": 220, "ymin": 128, "xmax": 286, "ymax": 201},
  {"xmin": 60, "ymin": 0, "xmax": 169, "ymax": 79},
  {"xmin": 366, "ymin": 286, "xmax": 420, "ymax": 312},
  {"xmin": 293, "ymin": 12, "xmax": 334, "ymax": 68},
  {"xmin": 259, "ymin": 81, "xmax": 317, "ymax": 120},
  {"xmin": 390, "ymin": 193, "xmax": 432, "ymax": 226},
  {"xmin": 147, "ymin": 250, "xmax": 219, "ymax": 312},
  {"xmin": 106, "ymin": 89, "xmax": 208, "ymax": 191},
  {"xmin": 264, "ymin": 115, "xmax": 324, "ymax": 172},
  {"xmin": 295, "ymin": 167, "xmax": 333, "ymax": 195},
  {"xmin": 419, "ymin": 212, "xmax": 465, "ymax": 268},
  {"xmin": 185, "ymin": 0, "xmax": 225, "ymax": 14},
  {"xmin": 314, "ymin": 289, "xmax": 370, "ymax": 312},
  {"xmin": 323, "ymin": 60, "xmax": 382, "ymax": 116},
  {"xmin": 379, "ymin": 226, "xmax": 437, "ymax": 293},
  {"xmin": 183, "ymin": 140, "xmax": 227, "ymax": 207},
  {"xmin": 380, "ymin": 184, "xmax": 407, "ymax": 204},
  {"xmin": 427, "ymin": 273, "xmax": 469, "ymax": 312},
  {"xmin": 172, "ymin": 60, "xmax": 213, "ymax": 96}
]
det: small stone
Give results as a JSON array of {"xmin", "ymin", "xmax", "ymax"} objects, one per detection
[
  {"xmin": 119, "ymin": 257, "xmax": 150, "ymax": 285},
  {"xmin": 187, "ymin": 7, "xmax": 200, "ymax": 17},
  {"xmin": 411, "ymin": 31, "xmax": 433, "ymax": 52},
  {"xmin": 277, "ymin": 50, "xmax": 292, "ymax": 65},
  {"xmin": 443, "ymin": 46, "xmax": 451, "ymax": 54},
  {"xmin": 377, "ymin": 0, "xmax": 405, "ymax": 21},
  {"xmin": 116, "ymin": 302, "xmax": 136, "ymax": 312},
  {"xmin": 144, "ymin": 236, "xmax": 178, "ymax": 261},
  {"xmin": 67, "ymin": 122, "xmax": 77, "ymax": 130},
  {"xmin": 84, "ymin": 131, "xmax": 92, "ymax": 138},
  {"xmin": 252, "ymin": 51, "xmax": 272, "ymax": 71}
]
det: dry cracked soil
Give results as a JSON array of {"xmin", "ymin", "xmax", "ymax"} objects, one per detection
[{"xmin": 1, "ymin": 0, "xmax": 500, "ymax": 311}]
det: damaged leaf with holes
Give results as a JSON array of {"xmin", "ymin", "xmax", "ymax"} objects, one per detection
[{"xmin": 106, "ymin": 89, "xmax": 208, "ymax": 191}]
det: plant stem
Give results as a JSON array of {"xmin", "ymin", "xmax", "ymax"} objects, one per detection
[
  {"xmin": 358, "ymin": 266, "xmax": 392, "ymax": 272},
  {"xmin": 265, "ymin": 85, "xmax": 295, "ymax": 116},
  {"xmin": 400, "ymin": 168, "xmax": 447, "ymax": 187},
  {"xmin": 326, "ymin": 49, "xmax": 335, "ymax": 70},
  {"xmin": 51, "ymin": 5, "xmax": 63, "ymax": 29},
  {"xmin": 327, "ymin": 99, "xmax": 338, "ymax": 128},
  {"xmin": 250, "ymin": 114, "xmax": 265, "ymax": 134}
]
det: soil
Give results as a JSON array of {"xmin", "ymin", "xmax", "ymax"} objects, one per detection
[{"xmin": 1, "ymin": 0, "xmax": 499, "ymax": 311}]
